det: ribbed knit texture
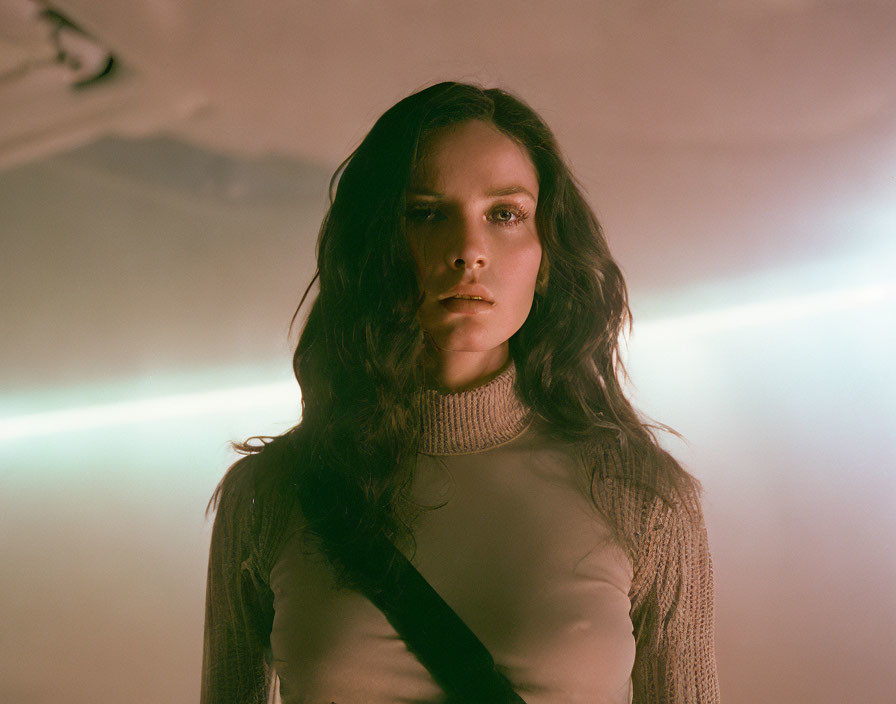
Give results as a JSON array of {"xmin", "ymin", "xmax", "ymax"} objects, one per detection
[
  {"xmin": 201, "ymin": 359, "xmax": 720, "ymax": 703},
  {"xmin": 419, "ymin": 360, "xmax": 531, "ymax": 455}
]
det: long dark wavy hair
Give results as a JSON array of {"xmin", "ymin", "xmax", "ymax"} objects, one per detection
[{"xmin": 209, "ymin": 81, "xmax": 701, "ymax": 589}]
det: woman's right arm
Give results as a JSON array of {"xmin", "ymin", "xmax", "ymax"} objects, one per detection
[{"xmin": 201, "ymin": 461, "xmax": 275, "ymax": 704}]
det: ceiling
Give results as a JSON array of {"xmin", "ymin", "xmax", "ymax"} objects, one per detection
[{"xmin": 3, "ymin": 1, "xmax": 895, "ymax": 160}]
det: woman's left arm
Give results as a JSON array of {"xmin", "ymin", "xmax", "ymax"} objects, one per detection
[{"xmin": 630, "ymin": 490, "xmax": 721, "ymax": 703}]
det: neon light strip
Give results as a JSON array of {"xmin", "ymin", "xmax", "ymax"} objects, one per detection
[
  {"xmin": 637, "ymin": 282, "xmax": 895, "ymax": 338},
  {"xmin": 0, "ymin": 381, "xmax": 298, "ymax": 442},
  {"xmin": 1, "ymin": 282, "xmax": 893, "ymax": 442}
]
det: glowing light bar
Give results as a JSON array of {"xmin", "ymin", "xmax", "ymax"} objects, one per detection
[
  {"xmin": 1, "ymin": 281, "xmax": 892, "ymax": 443},
  {"xmin": 0, "ymin": 381, "xmax": 298, "ymax": 442},
  {"xmin": 637, "ymin": 282, "xmax": 895, "ymax": 339}
]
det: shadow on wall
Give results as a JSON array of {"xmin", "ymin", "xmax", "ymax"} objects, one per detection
[{"xmin": 0, "ymin": 135, "xmax": 331, "ymax": 395}]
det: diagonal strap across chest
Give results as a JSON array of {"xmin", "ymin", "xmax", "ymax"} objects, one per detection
[{"xmin": 342, "ymin": 533, "xmax": 527, "ymax": 703}]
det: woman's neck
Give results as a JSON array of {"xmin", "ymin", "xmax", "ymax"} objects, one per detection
[{"xmin": 421, "ymin": 342, "xmax": 511, "ymax": 393}]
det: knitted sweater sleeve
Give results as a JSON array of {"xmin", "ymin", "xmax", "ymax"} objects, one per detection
[
  {"xmin": 580, "ymin": 433, "xmax": 720, "ymax": 703},
  {"xmin": 626, "ymin": 483, "xmax": 720, "ymax": 703},
  {"xmin": 200, "ymin": 459, "xmax": 276, "ymax": 704}
]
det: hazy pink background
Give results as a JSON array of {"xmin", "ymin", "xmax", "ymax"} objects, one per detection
[{"xmin": 1, "ymin": 2, "xmax": 894, "ymax": 702}]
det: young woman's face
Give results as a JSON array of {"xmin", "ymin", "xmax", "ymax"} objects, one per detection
[{"xmin": 405, "ymin": 120, "xmax": 544, "ymax": 362}]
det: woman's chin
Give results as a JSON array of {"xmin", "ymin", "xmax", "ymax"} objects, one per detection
[{"xmin": 423, "ymin": 332, "xmax": 508, "ymax": 355}]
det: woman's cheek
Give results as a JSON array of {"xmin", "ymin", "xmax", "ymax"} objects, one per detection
[{"xmin": 500, "ymin": 237, "xmax": 542, "ymax": 277}]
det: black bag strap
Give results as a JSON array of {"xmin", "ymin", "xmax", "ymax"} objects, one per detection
[{"xmin": 343, "ymin": 533, "xmax": 526, "ymax": 703}]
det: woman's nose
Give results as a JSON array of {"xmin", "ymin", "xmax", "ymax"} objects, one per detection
[{"xmin": 445, "ymin": 215, "xmax": 488, "ymax": 271}]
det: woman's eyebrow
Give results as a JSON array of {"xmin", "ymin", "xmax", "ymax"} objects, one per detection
[
  {"xmin": 406, "ymin": 185, "xmax": 536, "ymax": 200},
  {"xmin": 485, "ymin": 186, "xmax": 536, "ymax": 200}
]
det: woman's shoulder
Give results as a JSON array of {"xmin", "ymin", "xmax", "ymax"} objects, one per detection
[
  {"xmin": 577, "ymin": 426, "xmax": 700, "ymax": 492},
  {"xmin": 209, "ymin": 435, "xmax": 304, "ymax": 567},
  {"xmin": 574, "ymin": 428, "xmax": 705, "ymax": 544},
  {"xmin": 212, "ymin": 444, "xmax": 276, "ymax": 517},
  {"xmin": 573, "ymin": 430, "xmax": 711, "ymax": 609}
]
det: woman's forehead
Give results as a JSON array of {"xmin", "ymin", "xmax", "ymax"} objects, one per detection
[{"xmin": 410, "ymin": 121, "xmax": 537, "ymax": 193}]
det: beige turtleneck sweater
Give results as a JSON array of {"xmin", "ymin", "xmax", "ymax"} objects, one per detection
[{"xmin": 201, "ymin": 361, "xmax": 719, "ymax": 703}]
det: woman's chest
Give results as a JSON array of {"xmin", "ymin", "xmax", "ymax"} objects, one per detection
[
  {"xmin": 268, "ymin": 441, "xmax": 636, "ymax": 703},
  {"xmin": 404, "ymin": 447, "xmax": 635, "ymax": 673}
]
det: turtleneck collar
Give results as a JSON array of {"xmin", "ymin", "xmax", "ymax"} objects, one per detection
[{"xmin": 419, "ymin": 359, "xmax": 533, "ymax": 455}]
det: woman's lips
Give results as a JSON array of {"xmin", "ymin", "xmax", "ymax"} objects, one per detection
[{"xmin": 438, "ymin": 298, "xmax": 494, "ymax": 314}]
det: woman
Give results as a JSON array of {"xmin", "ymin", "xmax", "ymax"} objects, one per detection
[{"xmin": 201, "ymin": 81, "xmax": 719, "ymax": 703}]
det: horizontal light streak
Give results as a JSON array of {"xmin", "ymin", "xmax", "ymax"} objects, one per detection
[
  {"xmin": 637, "ymin": 281, "xmax": 894, "ymax": 338},
  {"xmin": 0, "ymin": 381, "xmax": 298, "ymax": 442},
  {"xmin": 1, "ymin": 281, "xmax": 892, "ymax": 442}
]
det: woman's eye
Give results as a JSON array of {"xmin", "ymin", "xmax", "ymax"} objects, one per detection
[
  {"xmin": 491, "ymin": 207, "xmax": 527, "ymax": 226},
  {"xmin": 406, "ymin": 207, "xmax": 443, "ymax": 223},
  {"xmin": 405, "ymin": 205, "xmax": 529, "ymax": 226}
]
